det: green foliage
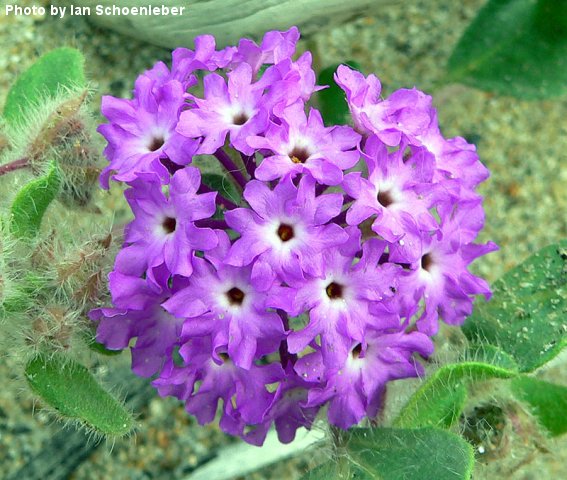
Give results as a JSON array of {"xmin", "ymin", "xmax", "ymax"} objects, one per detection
[
  {"xmin": 347, "ymin": 428, "xmax": 474, "ymax": 479},
  {"xmin": 463, "ymin": 241, "xmax": 567, "ymax": 372},
  {"xmin": 3, "ymin": 48, "xmax": 86, "ymax": 126},
  {"xmin": 394, "ymin": 348, "xmax": 518, "ymax": 429},
  {"xmin": 0, "ymin": 273, "xmax": 46, "ymax": 319},
  {"xmin": 0, "ymin": 44, "xmax": 130, "ymax": 443},
  {"xmin": 396, "ymin": 382, "xmax": 467, "ymax": 430},
  {"xmin": 0, "ymin": 296, "xmax": 28, "ymax": 319},
  {"xmin": 302, "ymin": 428, "xmax": 474, "ymax": 479},
  {"xmin": 25, "ymin": 354, "xmax": 133, "ymax": 436},
  {"xmin": 201, "ymin": 173, "xmax": 241, "ymax": 204},
  {"xmin": 447, "ymin": 0, "xmax": 567, "ymax": 99},
  {"xmin": 316, "ymin": 61, "xmax": 361, "ymax": 126},
  {"xmin": 301, "ymin": 461, "xmax": 361, "ymax": 479},
  {"xmin": 511, "ymin": 376, "xmax": 567, "ymax": 436},
  {"xmin": 85, "ymin": 334, "xmax": 122, "ymax": 357},
  {"xmin": 10, "ymin": 161, "xmax": 61, "ymax": 239},
  {"xmin": 466, "ymin": 343, "xmax": 520, "ymax": 370}
]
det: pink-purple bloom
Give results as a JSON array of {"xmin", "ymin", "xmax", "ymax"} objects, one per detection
[
  {"xmin": 286, "ymin": 235, "xmax": 400, "ymax": 369},
  {"xmin": 98, "ymin": 77, "xmax": 198, "ymax": 188},
  {"xmin": 94, "ymin": 28, "xmax": 496, "ymax": 445},
  {"xmin": 91, "ymin": 265, "xmax": 188, "ymax": 377},
  {"xmin": 225, "ymin": 175, "xmax": 347, "ymax": 282},
  {"xmin": 251, "ymin": 102, "xmax": 360, "ymax": 185},
  {"xmin": 343, "ymin": 136, "xmax": 439, "ymax": 263},
  {"xmin": 114, "ymin": 167, "xmax": 217, "ymax": 282},
  {"xmin": 163, "ymin": 230, "xmax": 285, "ymax": 369},
  {"xmin": 295, "ymin": 328, "xmax": 434, "ymax": 429},
  {"xmin": 176, "ymin": 63, "xmax": 275, "ymax": 156},
  {"xmin": 334, "ymin": 64, "xmax": 435, "ymax": 146}
]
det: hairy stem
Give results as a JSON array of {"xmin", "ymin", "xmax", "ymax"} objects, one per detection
[
  {"xmin": 329, "ymin": 425, "xmax": 352, "ymax": 477},
  {"xmin": 0, "ymin": 157, "xmax": 29, "ymax": 176},
  {"xmin": 214, "ymin": 149, "xmax": 248, "ymax": 189},
  {"xmin": 330, "ymin": 425, "xmax": 349, "ymax": 449}
]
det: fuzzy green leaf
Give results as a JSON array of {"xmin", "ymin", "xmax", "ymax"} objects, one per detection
[
  {"xmin": 394, "ymin": 348, "xmax": 518, "ymax": 429},
  {"xmin": 0, "ymin": 293, "xmax": 33, "ymax": 319},
  {"xmin": 3, "ymin": 47, "xmax": 86, "ymax": 126},
  {"xmin": 0, "ymin": 273, "xmax": 47, "ymax": 318},
  {"xmin": 463, "ymin": 241, "xmax": 567, "ymax": 373},
  {"xmin": 396, "ymin": 382, "xmax": 468, "ymax": 430},
  {"xmin": 316, "ymin": 61, "xmax": 361, "ymax": 126},
  {"xmin": 511, "ymin": 376, "xmax": 567, "ymax": 436},
  {"xmin": 301, "ymin": 462, "xmax": 358, "ymax": 479},
  {"xmin": 10, "ymin": 161, "xmax": 61, "ymax": 238},
  {"xmin": 447, "ymin": 0, "xmax": 567, "ymax": 99},
  {"xmin": 301, "ymin": 428, "xmax": 474, "ymax": 480},
  {"xmin": 347, "ymin": 428, "xmax": 474, "ymax": 479},
  {"xmin": 25, "ymin": 354, "xmax": 133, "ymax": 436}
]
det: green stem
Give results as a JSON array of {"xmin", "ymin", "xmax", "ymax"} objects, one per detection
[{"xmin": 330, "ymin": 425, "xmax": 352, "ymax": 477}]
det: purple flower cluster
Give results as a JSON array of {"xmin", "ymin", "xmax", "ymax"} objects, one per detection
[{"xmin": 93, "ymin": 28, "xmax": 497, "ymax": 445}]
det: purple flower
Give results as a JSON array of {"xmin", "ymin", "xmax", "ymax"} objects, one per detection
[
  {"xmin": 420, "ymin": 114, "xmax": 490, "ymax": 188},
  {"xmin": 251, "ymin": 102, "xmax": 361, "ymax": 185},
  {"xmin": 335, "ymin": 64, "xmax": 435, "ymax": 146},
  {"xmin": 225, "ymin": 175, "xmax": 348, "ymax": 281},
  {"xmin": 176, "ymin": 63, "xmax": 278, "ymax": 155},
  {"xmin": 93, "ymin": 27, "xmax": 497, "ymax": 445},
  {"xmin": 154, "ymin": 336, "xmax": 284, "ymax": 445},
  {"xmin": 98, "ymin": 78, "xmax": 198, "ymax": 188},
  {"xmin": 343, "ymin": 135, "xmax": 440, "ymax": 263},
  {"xmin": 263, "ymin": 365, "xmax": 320, "ymax": 443},
  {"xmin": 90, "ymin": 266, "xmax": 187, "ymax": 377},
  {"xmin": 171, "ymin": 34, "xmax": 236, "ymax": 79},
  {"xmin": 295, "ymin": 328, "xmax": 434, "ymax": 429},
  {"xmin": 398, "ymin": 200, "xmax": 498, "ymax": 335},
  {"xmin": 270, "ymin": 52, "xmax": 322, "ymax": 116},
  {"xmin": 163, "ymin": 231, "xmax": 285, "ymax": 369},
  {"xmin": 139, "ymin": 35, "xmax": 235, "ymax": 92},
  {"xmin": 333, "ymin": 64, "xmax": 382, "ymax": 134},
  {"xmin": 114, "ymin": 167, "xmax": 217, "ymax": 281},
  {"xmin": 232, "ymin": 26, "xmax": 300, "ymax": 75},
  {"xmin": 287, "ymin": 234, "xmax": 400, "ymax": 368}
]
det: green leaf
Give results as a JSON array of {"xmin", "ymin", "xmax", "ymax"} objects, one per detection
[
  {"xmin": 394, "ymin": 349, "xmax": 518, "ymax": 429},
  {"xmin": 302, "ymin": 428, "xmax": 474, "ymax": 479},
  {"xmin": 396, "ymin": 382, "xmax": 468, "ymax": 430},
  {"xmin": 301, "ymin": 461, "xmax": 357, "ymax": 480},
  {"xmin": 85, "ymin": 334, "xmax": 122, "ymax": 357},
  {"xmin": 465, "ymin": 343, "xmax": 520, "ymax": 371},
  {"xmin": 463, "ymin": 241, "xmax": 567, "ymax": 373},
  {"xmin": 0, "ymin": 272, "xmax": 48, "ymax": 319},
  {"xmin": 201, "ymin": 173, "xmax": 240, "ymax": 204},
  {"xmin": 316, "ymin": 61, "xmax": 361, "ymax": 126},
  {"xmin": 511, "ymin": 376, "xmax": 567, "ymax": 436},
  {"xmin": 10, "ymin": 161, "xmax": 61, "ymax": 239},
  {"xmin": 348, "ymin": 428, "xmax": 474, "ymax": 479},
  {"xmin": 25, "ymin": 354, "xmax": 133, "ymax": 436},
  {"xmin": 3, "ymin": 48, "xmax": 86, "ymax": 126},
  {"xmin": 447, "ymin": 0, "xmax": 567, "ymax": 99},
  {"xmin": 0, "ymin": 292, "xmax": 34, "ymax": 319}
]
